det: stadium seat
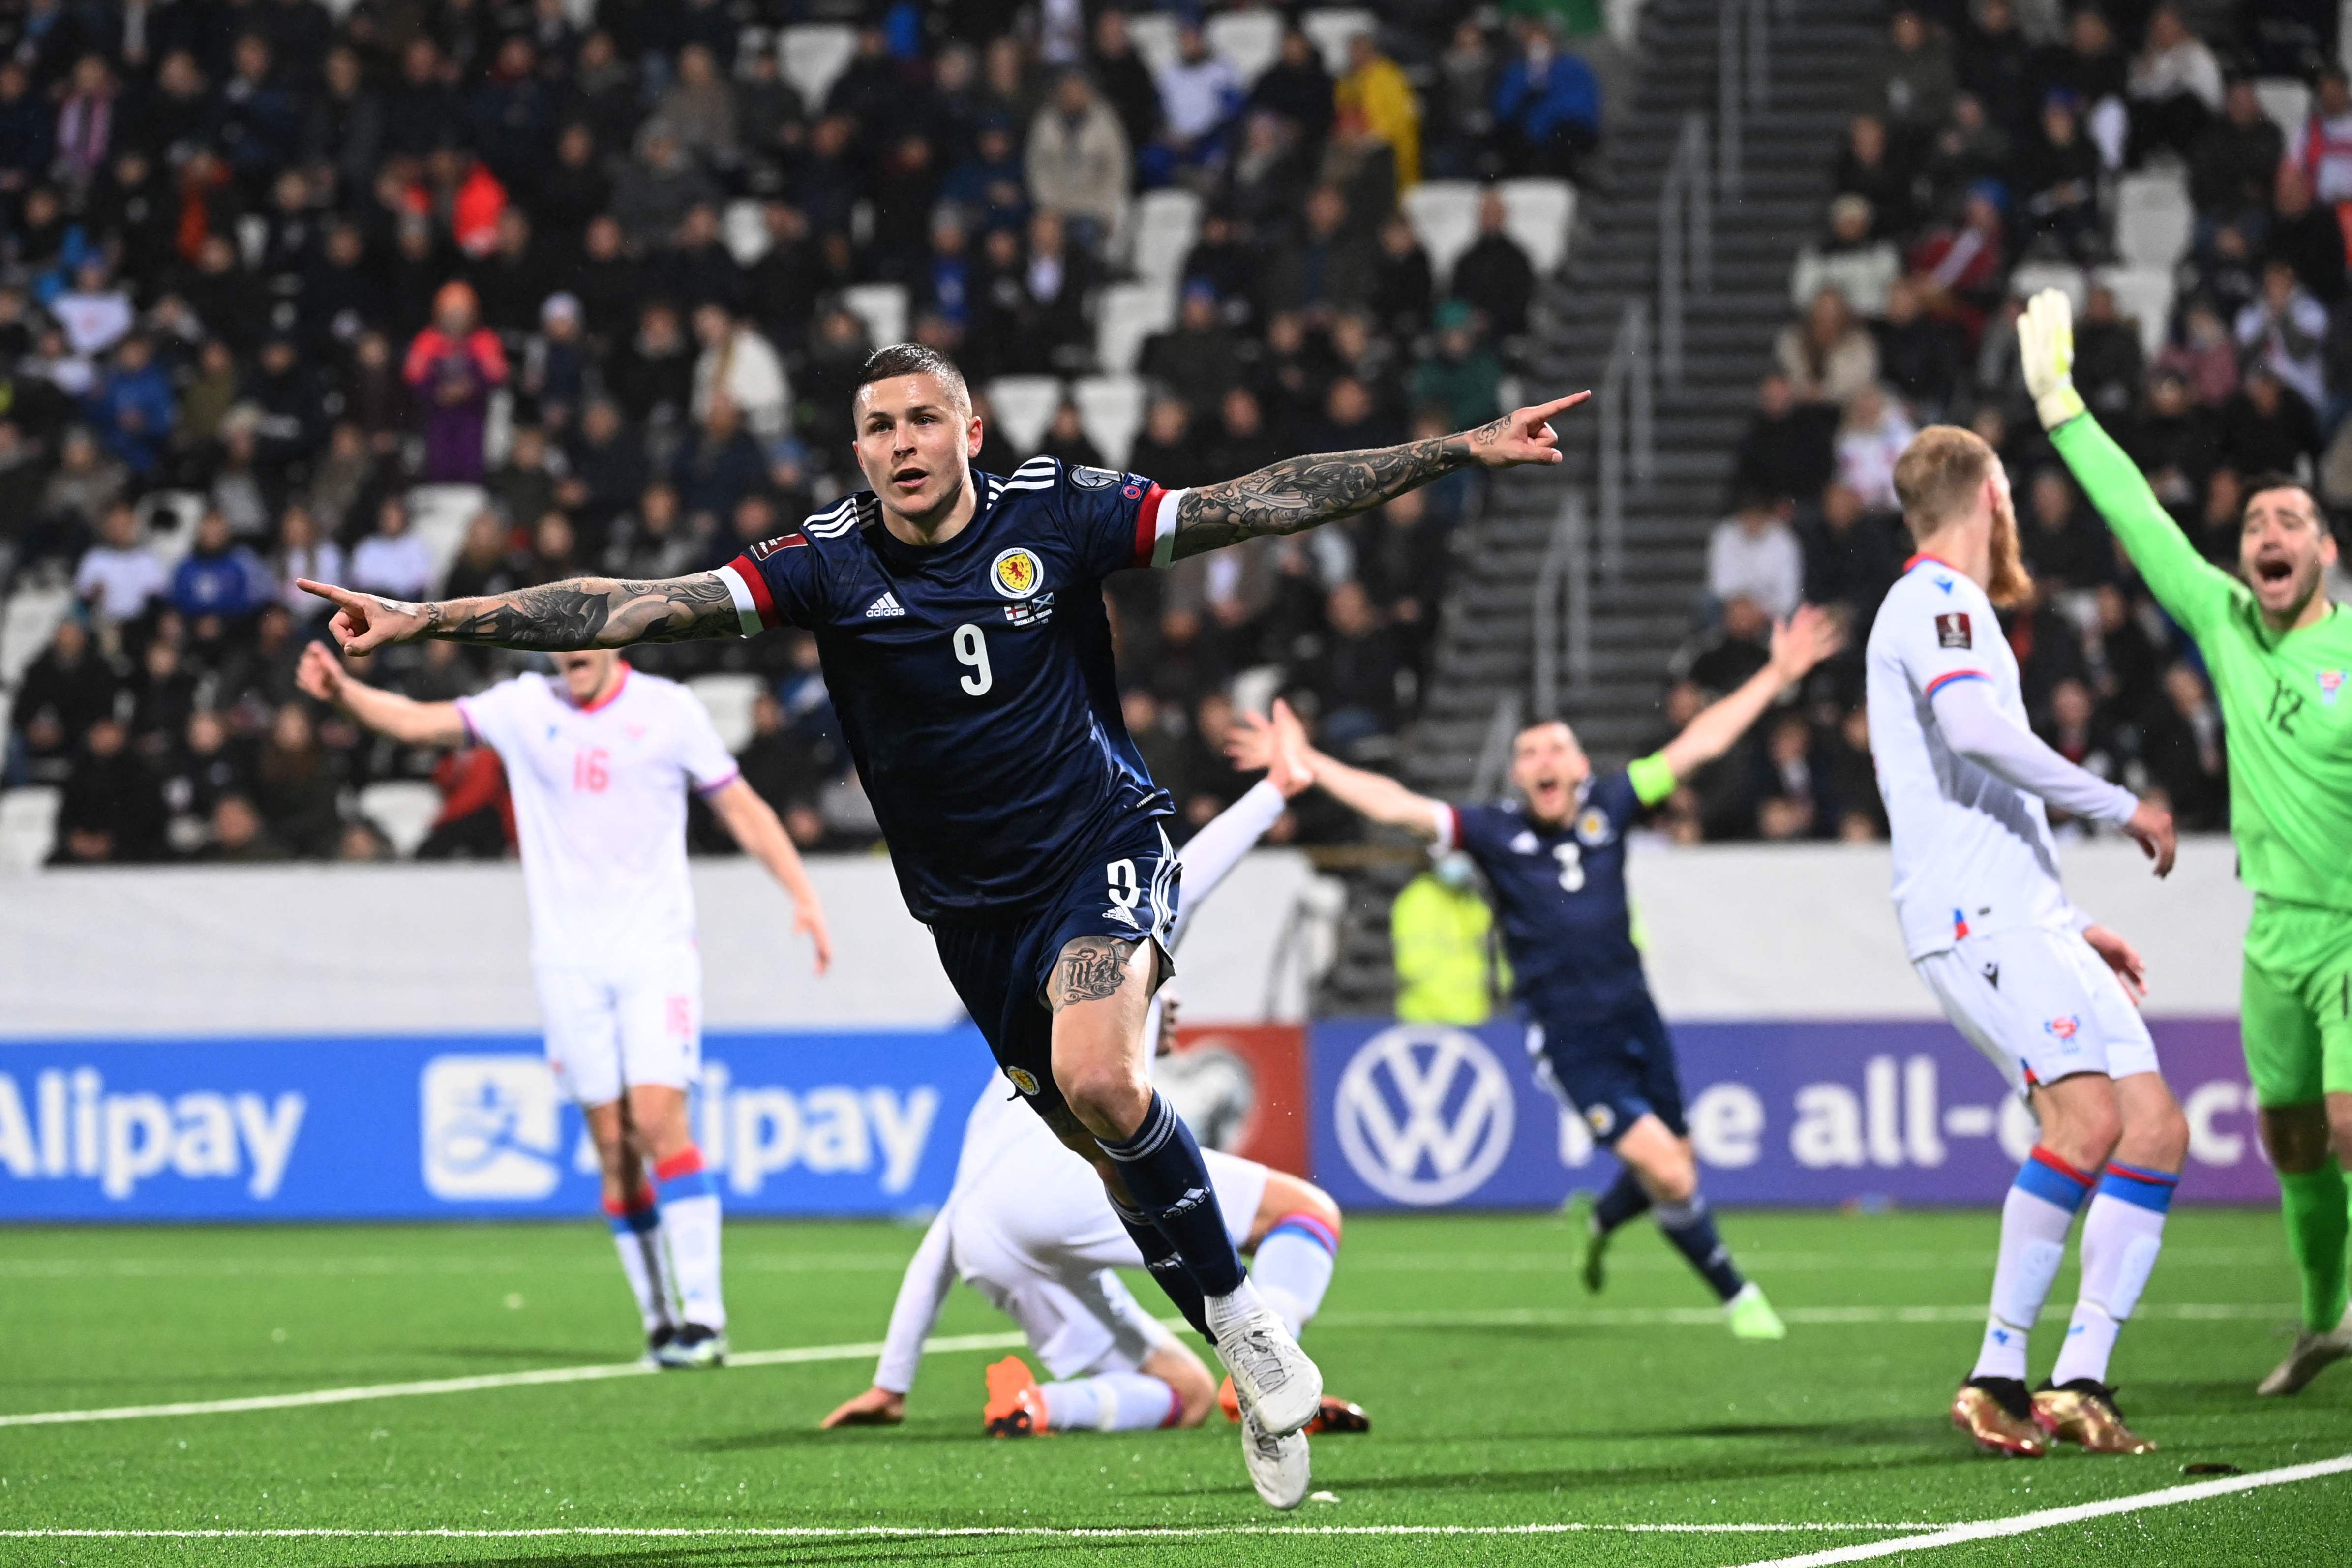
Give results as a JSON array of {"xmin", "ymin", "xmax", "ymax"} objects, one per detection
[
  {"xmin": 2257, "ymin": 77, "xmax": 2312, "ymax": 140},
  {"xmin": 0, "ymin": 584, "xmax": 72, "ymax": 686},
  {"xmin": 1130, "ymin": 188, "xmax": 1203, "ymax": 287},
  {"xmin": 1071, "ymin": 374, "xmax": 1146, "ymax": 469},
  {"xmin": 841, "ymin": 282, "xmax": 908, "ymax": 350},
  {"xmin": 723, "ymin": 199, "xmax": 771, "ymax": 267},
  {"xmin": 1302, "ymin": 8, "xmax": 1376, "ymax": 75},
  {"xmin": 1498, "ymin": 178, "xmax": 1578, "ymax": 276},
  {"xmin": 138, "ymin": 490, "xmax": 205, "ymax": 571},
  {"xmin": 405, "ymin": 484, "xmax": 489, "ymax": 596},
  {"xmin": 1206, "ymin": 10, "xmax": 1284, "ymax": 83},
  {"xmin": 2114, "ymin": 169, "xmax": 2193, "ymax": 268},
  {"xmin": 1402, "ymin": 180, "xmax": 1481, "ymax": 287},
  {"xmin": 1094, "ymin": 280, "xmax": 1177, "ymax": 374},
  {"xmin": 984, "ymin": 376, "xmax": 1064, "ymax": 456},
  {"xmin": 779, "ymin": 24, "xmax": 858, "ymax": 111},
  {"xmin": 2096, "ymin": 264, "xmax": 2176, "ymax": 359},
  {"xmin": 357, "ymin": 781, "xmax": 442, "ymax": 859},
  {"xmin": 686, "ymin": 673, "xmax": 765, "ymax": 754},
  {"xmin": 1126, "ymin": 12, "xmax": 1181, "ymax": 76},
  {"xmin": 2008, "ymin": 261, "xmax": 2086, "ymax": 309},
  {"xmin": 0, "ymin": 785, "xmax": 60, "ymax": 874}
]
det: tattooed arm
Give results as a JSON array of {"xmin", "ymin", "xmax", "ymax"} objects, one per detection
[
  {"xmin": 298, "ymin": 571, "xmax": 741, "ymax": 655},
  {"xmin": 1168, "ymin": 392, "xmax": 1590, "ymax": 560}
]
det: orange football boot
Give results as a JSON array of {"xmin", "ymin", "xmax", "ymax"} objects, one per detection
[
  {"xmin": 983, "ymin": 1356, "xmax": 1050, "ymax": 1437},
  {"xmin": 1219, "ymin": 1375, "xmax": 1370, "ymax": 1434},
  {"xmin": 2033, "ymin": 1380, "xmax": 2157, "ymax": 1454},
  {"xmin": 1951, "ymin": 1377, "xmax": 2047, "ymax": 1457}
]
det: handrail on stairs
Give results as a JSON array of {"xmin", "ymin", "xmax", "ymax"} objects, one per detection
[
  {"xmin": 1467, "ymin": 687, "xmax": 1524, "ymax": 803},
  {"xmin": 1658, "ymin": 111, "xmax": 1711, "ymax": 383},
  {"xmin": 1531, "ymin": 490, "xmax": 1593, "ymax": 724},
  {"xmin": 1595, "ymin": 298, "xmax": 1650, "ymax": 584},
  {"xmin": 1719, "ymin": 0, "xmax": 1773, "ymax": 198}
]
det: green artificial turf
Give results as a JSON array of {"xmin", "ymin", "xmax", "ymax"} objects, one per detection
[{"xmin": 0, "ymin": 1209, "xmax": 2345, "ymax": 1566}]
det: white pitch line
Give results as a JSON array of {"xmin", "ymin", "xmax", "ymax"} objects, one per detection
[
  {"xmin": 0, "ymin": 1304, "xmax": 2297, "ymax": 1430},
  {"xmin": 0, "ymin": 1523, "xmax": 1933, "ymax": 1540},
  {"xmin": 1730, "ymin": 1452, "xmax": 2352, "ymax": 1568}
]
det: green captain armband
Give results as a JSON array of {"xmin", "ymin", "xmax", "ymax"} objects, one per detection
[{"xmin": 1628, "ymin": 752, "xmax": 1677, "ymax": 808}]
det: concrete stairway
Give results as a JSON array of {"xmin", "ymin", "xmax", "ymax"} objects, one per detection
[{"xmin": 1317, "ymin": 0, "xmax": 1882, "ymax": 1013}]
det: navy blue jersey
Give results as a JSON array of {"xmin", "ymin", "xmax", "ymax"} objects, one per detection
[
  {"xmin": 1445, "ymin": 768, "xmax": 1664, "ymax": 1014},
  {"xmin": 718, "ymin": 458, "xmax": 1185, "ymax": 922}
]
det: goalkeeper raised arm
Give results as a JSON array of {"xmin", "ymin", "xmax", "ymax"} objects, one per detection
[{"xmin": 2020, "ymin": 287, "xmax": 2352, "ymax": 1395}]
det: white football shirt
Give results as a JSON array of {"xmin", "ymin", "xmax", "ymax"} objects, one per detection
[
  {"xmin": 455, "ymin": 667, "xmax": 740, "ymax": 965},
  {"xmin": 1865, "ymin": 554, "xmax": 2080, "ymax": 958}
]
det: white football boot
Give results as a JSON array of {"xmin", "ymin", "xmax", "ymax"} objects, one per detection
[
  {"xmin": 1241, "ymin": 1406, "xmax": 1310, "ymax": 1510},
  {"xmin": 1210, "ymin": 1284, "xmax": 1323, "ymax": 1436}
]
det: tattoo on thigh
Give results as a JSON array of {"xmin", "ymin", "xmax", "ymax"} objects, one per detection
[{"xmin": 1051, "ymin": 935, "xmax": 1134, "ymax": 1012}]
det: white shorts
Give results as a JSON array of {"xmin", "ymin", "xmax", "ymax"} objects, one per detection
[
  {"xmin": 948, "ymin": 1146, "xmax": 1271, "ymax": 1380},
  {"xmin": 1914, "ymin": 925, "xmax": 2159, "ymax": 1093},
  {"xmin": 531, "ymin": 944, "xmax": 703, "ymax": 1108}
]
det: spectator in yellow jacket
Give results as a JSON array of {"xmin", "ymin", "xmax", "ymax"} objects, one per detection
[
  {"xmin": 1337, "ymin": 33, "xmax": 1421, "ymax": 189},
  {"xmin": 1392, "ymin": 852, "xmax": 1506, "ymax": 1024}
]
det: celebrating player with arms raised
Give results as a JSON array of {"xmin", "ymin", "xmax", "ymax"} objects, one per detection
[
  {"xmin": 1867, "ymin": 423, "xmax": 2184, "ymax": 1457},
  {"xmin": 1229, "ymin": 603, "xmax": 1839, "ymax": 1342},
  {"xmin": 2020, "ymin": 288, "xmax": 2352, "ymax": 1396},
  {"xmin": 299, "ymin": 342, "xmax": 1586, "ymax": 1501}
]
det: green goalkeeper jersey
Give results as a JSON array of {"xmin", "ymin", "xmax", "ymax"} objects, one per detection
[{"xmin": 2052, "ymin": 412, "xmax": 2352, "ymax": 915}]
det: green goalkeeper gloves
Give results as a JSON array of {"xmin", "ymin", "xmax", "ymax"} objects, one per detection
[{"xmin": 2017, "ymin": 288, "xmax": 2088, "ymax": 431}]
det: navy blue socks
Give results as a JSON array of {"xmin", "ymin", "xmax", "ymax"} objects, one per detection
[
  {"xmin": 1654, "ymin": 1192, "xmax": 1747, "ymax": 1302},
  {"xmin": 1099, "ymin": 1090, "xmax": 1246, "ymax": 1298}
]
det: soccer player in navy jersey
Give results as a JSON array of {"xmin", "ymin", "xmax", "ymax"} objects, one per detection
[
  {"xmin": 300, "ymin": 343, "xmax": 1587, "ymax": 1493},
  {"xmin": 1231, "ymin": 609, "xmax": 1838, "ymax": 1340}
]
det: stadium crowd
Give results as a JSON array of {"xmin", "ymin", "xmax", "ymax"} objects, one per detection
[
  {"xmin": 0, "ymin": 0, "xmax": 1603, "ymax": 866},
  {"xmin": 1674, "ymin": 0, "xmax": 2349, "ymax": 845}
]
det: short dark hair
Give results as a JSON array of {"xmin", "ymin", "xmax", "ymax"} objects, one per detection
[
  {"xmin": 2239, "ymin": 472, "xmax": 2331, "ymax": 535},
  {"xmin": 856, "ymin": 342, "xmax": 969, "ymax": 409}
]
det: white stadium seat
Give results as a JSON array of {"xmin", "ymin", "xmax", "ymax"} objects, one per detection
[
  {"xmin": 1498, "ymin": 178, "xmax": 1578, "ymax": 277},
  {"xmin": 2096, "ymin": 264, "xmax": 2176, "ymax": 359},
  {"xmin": 1402, "ymin": 180, "xmax": 1481, "ymax": 286},
  {"xmin": 1302, "ymin": 8, "xmax": 1376, "ymax": 75},
  {"xmin": 137, "ymin": 490, "xmax": 205, "ymax": 571},
  {"xmin": 1130, "ymin": 188, "xmax": 1202, "ymax": 287},
  {"xmin": 0, "ymin": 786, "xmax": 61, "ymax": 874},
  {"xmin": 357, "ymin": 781, "xmax": 443, "ymax": 859},
  {"xmin": 723, "ymin": 199, "xmax": 772, "ymax": 267},
  {"xmin": 687, "ymin": 673, "xmax": 765, "ymax": 755},
  {"xmin": 1095, "ymin": 280, "xmax": 1176, "ymax": 375},
  {"xmin": 1206, "ymin": 10, "xmax": 1284, "ymax": 83},
  {"xmin": 1126, "ymin": 12, "xmax": 1182, "ymax": 76},
  {"xmin": 841, "ymin": 282, "xmax": 908, "ymax": 349},
  {"xmin": 0, "ymin": 585, "xmax": 72, "ymax": 686},
  {"xmin": 2114, "ymin": 168, "xmax": 2192, "ymax": 269},
  {"xmin": 404, "ymin": 484, "xmax": 489, "ymax": 597},
  {"xmin": 2008, "ymin": 261, "xmax": 2086, "ymax": 310},
  {"xmin": 779, "ymin": 25, "xmax": 858, "ymax": 111},
  {"xmin": 2257, "ymin": 78, "xmax": 2312, "ymax": 140},
  {"xmin": 1071, "ymin": 374, "xmax": 1146, "ymax": 469},
  {"xmin": 983, "ymin": 376, "xmax": 1065, "ymax": 456}
]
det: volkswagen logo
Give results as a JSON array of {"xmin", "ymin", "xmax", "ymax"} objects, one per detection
[{"xmin": 1333, "ymin": 1026, "xmax": 1516, "ymax": 1205}]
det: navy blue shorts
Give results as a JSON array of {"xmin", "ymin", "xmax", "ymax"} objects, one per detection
[
  {"xmin": 929, "ymin": 819, "xmax": 1179, "ymax": 1122},
  {"xmin": 1523, "ymin": 991, "xmax": 1687, "ymax": 1146}
]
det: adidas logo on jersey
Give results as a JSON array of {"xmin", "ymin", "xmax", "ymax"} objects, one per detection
[{"xmin": 865, "ymin": 592, "xmax": 905, "ymax": 619}]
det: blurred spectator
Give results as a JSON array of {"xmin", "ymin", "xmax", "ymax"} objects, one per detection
[
  {"xmin": 2142, "ymin": 663, "xmax": 2227, "ymax": 830},
  {"xmin": 2268, "ymin": 164, "xmax": 2347, "ymax": 304},
  {"xmin": 2021, "ymin": 468, "xmax": 2111, "ymax": 590},
  {"xmin": 1875, "ymin": 277, "xmax": 1964, "ymax": 418},
  {"xmin": 1492, "ymin": 19, "xmax": 1598, "ymax": 179},
  {"xmin": 2038, "ymin": 9, "xmax": 2128, "ymax": 171},
  {"xmin": 2235, "ymin": 260, "xmax": 2331, "ymax": 410},
  {"xmin": 275, "ymin": 507, "xmax": 344, "ymax": 624},
  {"xmin": 1249, "ymin": 28, "xmax": 1334, "ymax": 147},
  {"xmin": 1863, "ymin": 8, "xmax": 1955, "ymax": 141},
  {"xmin": 2125, "ymin": 6, "xmax": 2221, "ymax": 164},
  {"xmin": 2072, "ymin": 284, "xmax": 2147, "ymax": 422},
  {"xmin": 51, "ymin": 715, "xmax": 164, "ymax": 864},
  {"xmin": 203, "ymin": 792, "xmax": 291, "ymax": 863},
  {"xmin": 1777, "ymin": 288, "xmax": 1880, "ymax": 405},
  {"xmin": 1801, "ymin": 480, "xmax": 1905, "ymax": 622},
  {"xmin": 1263, "ymin": 185, "xmax": 1377, "ymax": 319},
  {"xmin": 1337, "ymin": 33, "xmax": 1421, "ymax": 191},
  {"xmin": 1684, "ymin": 595, "xmax": 1772, "ymax": 694},
  {"xmin": 1407, "ymin": 302, "xmax": 1503, "ymax": 432},
  {"xmin": 1309, "ymin": 580, "xmax": 1405, "ymax": 749},
  {"xmin": 2017, "ymin": 92, "xmax": 2101, "ymax": 262},
  {"xmin": 1959, "ymin": 0, "xmax": 2035, "ymax": 142},
  {"xmin": 403, "ymin": 280, "xmax": 507, "ymax": 483},
  {"xmin": 2290, "ymin": 67, "xmax": 2352, "ymax": 208},
  {"xmin": 1753, "ymin": 713, "xmax": 1822, "ymax": 841},
  {"xmin": 2218, "ymin": 366, "xmax": 2322, "ymax": 476},
  {"xmin": 1451, "ymin": 188, "xmax": 1536, "ymax": 337},
  {"xmin": 1141, "ymin": 283, "xmax": 1245, "ymax": 420},
  {"xmin": 690, "ymin": 304, "xmax": 789, "ymax": 441},
  {"xmin": 169, "ymin": 510, "xmax": 271, "ymax": 624},
  {"xmin": 1708, "ymin": 493, "xmax": 1804, "ymax": 619},
  {"xmin": 2193, "ymin": 75, "xmax": 2287, "ymax": 226},
  {"xmin": 349, "ymin": 498, "xmax": 436, "ymax": 603},
  {"xmin": 1036, "ymin": 401, "xmax": 1105, "ymax": 470},
  {"xmin": 1154, "ymin": 25, "xmax": 1243, "ymax": 177},
  {"xmin": 1091, "ymin": 11, "xmax": 1164, "ymax": 156},
  {"xmin": 1792, "ymin": 194, "xmax": 1900, "ymax": 318},
  {"xmin": 1391, "ymin": 853, "xmax": 1501, "ymax": 1025},
  {"xmin": 2124, "ymin": 368, "xmax": 2220, "ymax": 514},
  {"xmin": 1833, "ymin": 114, "xmax": 1917, "ymax": 241},
  {"xmin": 254, "ymin": 702, "xmax": 343, "ymax": 857},
  {"xmin": 1732, "ymin": 373, "xmax": 1838, "ymax": 508},
  {"xmin": 13, "ymin": 618, "xmax": 118, "ymax": 783},
  {"xmin": 1833, "ymin": 386, "xmax": 1917, "ymax": 512},
  {"xmin": 73, "ymin": 503, "xmax": 165, "ymax": 626}
]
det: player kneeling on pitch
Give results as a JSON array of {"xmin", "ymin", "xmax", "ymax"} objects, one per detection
[
  {"xmin": 1229, "ymin": 618, "xmax": 1841, "ymax": 1340},
  {"xmin": 820, "ymin": 750, "xmax": 1364, "ymax": 1511},
  {"xmin": 1865, "ymin": 424, "xmax": 2185, "ymax": 1457},
  {"xmin": 299, "ymin": 643, "xmax": 833, "ymax": 1367}
]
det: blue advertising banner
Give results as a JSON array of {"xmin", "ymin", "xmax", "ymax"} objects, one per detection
[
  {"xmin": 1309, "ymin": 1018, "xmax": 2272, "ymax": 1210},
  {"xmin": 0, "ymin": 1030, "xmax": 999, "ymax": 1220}
]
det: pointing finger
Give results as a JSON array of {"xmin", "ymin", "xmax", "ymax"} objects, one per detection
[{"xmin": 1532, "ymin": 392, "xmax": 1592, "ymax": 420}]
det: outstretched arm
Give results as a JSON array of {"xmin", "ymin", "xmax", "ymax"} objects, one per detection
[
  {"xmin": 295, "ymin": 642, "xmax": 468, "ymax": 746},
  {"xmin": 299, "ymin": 572, "xmax": 742, "ymax": 655},
  {"xmin": 1657, "ymin": 606, "xmax": 1843, "ymax": 779},
  {"xmin": 705, "ymin": 778, "xmax": 834, "ymax": 975},
  {"xmin": 1932, "ymin": 678, "xmax": 2176, "ymax": 874},
  {"xmin": 823, "ymin": 1209, "xmax": 956, "ymax": 1426},
  {"xmin": 1168, "ymin": 393, "xmax": 1589, "ymax": 560},
  {"xmin": 1229, "ymin": 698, "xmax": 1449, "ymax": 839}
]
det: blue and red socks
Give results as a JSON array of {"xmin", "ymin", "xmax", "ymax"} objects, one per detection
[
  {"xmin": 654, "ymin": 1146, "xmax": 725, "ymax": 1332},
  {"xmin": 603, "ymin": 1190, "xmax": 671, "ymax": 1336},
  {"xmin": 1252, "ymin": 1212, "xmax": 1339, "ymax": 1337},
  {"xmin": 1973, "ymin": 1146, "xmax": 2093, "ymax": 1382},
  {"xmin": 2049, "ymin": 1160, "xmax": 2176, "ymax": 1387}
]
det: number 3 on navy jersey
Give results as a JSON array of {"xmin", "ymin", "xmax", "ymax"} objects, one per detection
[
  {"xmin": 1553, "ymin": 842, "xmax": 1584, "ymax": 892},
  {"xmin": 953, "ymin": 623, "xmax": 993, "ymax": 696}
]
